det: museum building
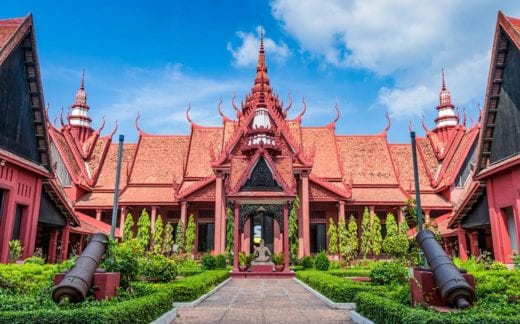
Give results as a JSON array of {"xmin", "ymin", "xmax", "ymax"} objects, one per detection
[{"xmin": 2, "ymin": 13, "xmax": 519, "ymax": 265}]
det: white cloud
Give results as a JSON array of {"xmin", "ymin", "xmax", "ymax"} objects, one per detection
[
  {"xmin": 271, "ymin": 0, "xmax": 520, "ymax": 117},
  {"xmin": 227, "ymin": 26, "xmax": 290, "ymax": 67}
]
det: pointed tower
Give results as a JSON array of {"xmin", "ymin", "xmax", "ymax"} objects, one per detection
[
  {"xmin": 434, "ymin": 69, "xmax": 459, "ymax": 129},
  {"xmin": 68, "ymin": 70, "xmax": 93, "ymax": 143}
]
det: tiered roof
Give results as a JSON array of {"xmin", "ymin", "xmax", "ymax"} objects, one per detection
[{"xmin": 48, "ymin": 32, "xmax": 479, "ymax": 218}]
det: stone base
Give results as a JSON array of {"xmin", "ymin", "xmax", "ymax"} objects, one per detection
[
  {"xmin": 230, "ymin": 270, "xmax": 295, "ymax": 279},
  {"xmin": 410, "ymin": 268, "xmax": 475, "ymax": 308},
  {"xmin": 250, "ymin": 263, "xmax": 274, "ymax": 272},
  {"xmin": 54, "ymin": 272, "xmax": 120, "ymax": 300}
]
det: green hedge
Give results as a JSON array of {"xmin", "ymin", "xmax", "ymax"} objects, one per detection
[
  {"xmin": 177, "ymin": 268, "xmax": 203, "ymax": 277},
  {"xmin": 0, "ymin": 270, "xmax": 229, "ymax": 324},
  {"xmin": 327, "ymin": 269, "xmax": 370, "ymax": 278},
  {"xmin": 296, "ymin": 270, "xmax": 379, "ymax": 302}
]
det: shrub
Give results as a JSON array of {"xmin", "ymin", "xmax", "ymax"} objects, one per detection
[
  {"xmin": 369, "ymin": 261, "xmax": 407, "ymax": 285},
  {"xmin": 214, "ymin": 254, "xmax": 227, "ymax": 269},
  {"xmin": 8, "ymin": 240, "xmax": 23, "ymax": 262},
  {"xmin": 139, "ymin": 254, "xmax": 177, "ymax": 282},
  {"xmin": 238, "ymin": 252, "xmax": 248, "ymax": 266},
  {"xmin": 513, "ymin": 250, "xmax": 520, "ymax": 270},
  {"xmin": 327, "ymin": 269, "xmax": 371, "ymax": 278},
  {"xmin": 371, "ymin": 214, "xmax": 382, "ymax": 258},
  {"xmin": 152, "ymin": 215, "xmax": 164, "ymax": 254},
  {"xmin": 163, "ymin": 222, "xmax": 174, "ymax": 254},
  {"xmin": 122, "ymin": 213, "xmax": 134, "ymax": 241},
  {"xmin": 103, "ymin": 239, "xmax": 143, "ymax": 289},
  {"xmin": 314, "ymin": 252, "xmax": 330, "ymax": 271},
  {"xmin": 136, "ymin": 209, "xmax": 151, "ymax": 251},
  {"xmin": 289, "ymin": 196, "xmax": 300, "ymax": 263},
  {"xmin": 178, "ymin": 258, "xmax": 199, "ymax": 269},
  {"xmin": 329, "ymin": 261, "xmax": 342, "ymax": 270},
  {"xmin": 225, "ymin": 208, "xmax": 234, "ymax": 253},
  {"xmin": 346, "ymin": 215, "xmax": 359, "ymax": 261},
  {"xmin": 383, "ymin": 213, "xmax": 408, "ymax": 259},
  {"xmin": 201, "ymin": 254, "xmax": 216, "ymax": 270},
  {"xmin": 185, "ymin": 215, "xmax": 196, "ymax": 255},
  {"xmin": 23, "ymin": 256, "xmax": 45, "ymax": 265},
  {"xmin": 175, "ymin": 220, "xmax": 185, "ymax": 253},
  {"xmin": 489, "ymin": 261, "xmax": 508, "ymax": 271},
  {"xmin": 272, "ymin": 253, "xmax": 284, "ymax": 266},
  {"xmin": 0, "ymin": 263, "xmax": 59, "ymax": 295},
  {"xmin": 327, "ymin": 218, "xmax": 338, "ymax": 255},
  {"xmin": 301, "ymin": 256, "xmax": 314, "ymax": 269},
  {"xmin": 361, "ymin": 207, "xmax": 372, "ymax": 259}
]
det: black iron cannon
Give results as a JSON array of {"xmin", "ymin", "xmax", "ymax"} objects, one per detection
[
  {"xmin": 52, "ymin": 233, "xmax": 108, "ymax": 303},
  {"xmin": 416, "ymin": 230, "xmax": 475, "ymax": 308}
]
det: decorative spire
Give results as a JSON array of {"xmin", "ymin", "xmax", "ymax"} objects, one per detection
[
  {"xmin": 68, "ymin": 69, "xmax": 91, "ymax": 128},
  {"xmin": 435, "ymin": 68, "xmax": 458, "ymax": 129},
  {"xmin": 254, "ymin": 26, "xmax": 270, "ymax": 92}
]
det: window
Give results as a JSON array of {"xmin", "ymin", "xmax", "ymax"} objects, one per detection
[
  {"xmin": 503, "ymin": 207, "xmax": 518, "ymax": 251},
  {"xmin": 12, "ymin": 204, "xmax": 25, "ymax": 240},
  {"xmin": 197, "ymin": 223, "xmax": 214, "ymax": 252},
  {"xmin": 310, "ymin": 223, "xmax": 327, "ymax": 253}
]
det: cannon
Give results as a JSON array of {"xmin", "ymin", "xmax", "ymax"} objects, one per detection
[
  {"xmin": 52, "ymin": 233, "xmax": 108, "ymax": 303},
  {"xmin": 416, "ymin": 230, "xmax": 475, "ymax": 308}
]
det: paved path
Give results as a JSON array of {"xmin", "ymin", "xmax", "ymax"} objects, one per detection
[{"xmin": 175, "ymin": 279, "xmax": 352, "ymax": 323}]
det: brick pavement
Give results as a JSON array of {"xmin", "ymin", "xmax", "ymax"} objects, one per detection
[{"xmin": 175, "ymin": 279, "xmax": 352, "ymax": 323}]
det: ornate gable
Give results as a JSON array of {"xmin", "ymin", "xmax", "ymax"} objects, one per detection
[{"xmin": 242, "ymin": 157, "xmax": 283, "ymax": 191}]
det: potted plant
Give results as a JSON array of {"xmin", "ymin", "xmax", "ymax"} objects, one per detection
[
  {"xmin": 238, "ymin": 252, "xmax": 248, "ymax": 272},
  {"xmin": 8, "ymin": 240, "xmax": 23, "ymax": 263},
  {"xmin": 272, "ymin": 253, "xmax": 285, "ymax": 272}
]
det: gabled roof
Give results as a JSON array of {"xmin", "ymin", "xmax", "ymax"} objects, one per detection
[
  {"xmin": 95, "ymin": 143, "xmax": 137, "ymax": 189},
  {"xmin": 389, "ymin": 144, "xmax": 434, "ymax": 191},
  {"xmin": 185, "ymin": 127, "xmax": 223, "ymax": 178},
  {"xmin": 302, "ymin": 128, "xmax": 341, "ymax": 179},
  {"xmin": 476, "ymin": 11, "xmax": 520, "ymax": 175}
]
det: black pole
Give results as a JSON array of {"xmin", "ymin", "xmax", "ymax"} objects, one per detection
[
  {"xmin": 111, "ymin": 134, "xmax": 124, "ymax": 239},
  {"xmin": 410, "ymin": 131, "xmax": 425, "ymax": 265}
]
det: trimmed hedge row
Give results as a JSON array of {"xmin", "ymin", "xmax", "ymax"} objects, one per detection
[
  {"xmin": 177, "ymin": 268, "xmax": 203, "ymax": 277},
  {"xmin": 296, "ymin": 270, "xmax": 379, "ymax": 302},
  {"xmin": 327, "ymin": 269, "xmax": 370, "ymax": 278},
  {"xmin": 355, "ymin": 292, "xmax": 520, "ymax": 324},
  {"xmin": 0, "ymin": 270, "xmax": 229, "ymax": 324}
]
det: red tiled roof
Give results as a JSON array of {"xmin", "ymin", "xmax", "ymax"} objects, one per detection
[
  {"xmin": 419, "ymin": 193, "xmax": 452, "ymax": 208},
  {"xmin": 96, "ymin": 143, "xmax": 137, "ymax": 189},
  {"xmin": 0, "ymin": 17, "xmax": 24, "ymax": 49},
  {"xmin": 86, "ymin": 136, "xmax": 110, "ymax": 180},
  {"xmin": 417, "ymin": 138, "xmax": 439, "ymax": 181},
  {"xmin": 443, "ymin": 128, "xmax": 478, "ymax": 183},
  {"xmin": 389, "ymin": 144, "xmax": 433, "ymax": 191},
  {"xmin": 351, "ymin": 187, "xmax": 408, "ymax": 204},
  {"xmin": 302, "ymin": 128, "xmax": 341, "ymax": 179},
  {"xmin": 130, "ymin": 136, "xmax": 188, "ymax": 184},
  {"xmin": 185, "ymin": 128, "xmax": 223, "ymax": 178},
  {"xmin": 431, "ymin": 212, "xmax": 456, "ymax": 236},
  {"xmin": 0, "ymin": 147, "xmax": 50, "ymax": 176},
  {"xmin": 75, "ymin": 192, "xmax": 115, "ymax": 207},
  {"xmin": 119, "ymin": 186, "xmax": 175, "ymax": 204},
  {"xmin": 71, "ymin": 214, "xmax": 120, "ymax": 238},
  {"xmin": 337, "ymin": 136, "xmax": 398, "ymax": 185},
  {"xmin": 48, "ymin": 127, "xmax": 82, "ymax": 180}
]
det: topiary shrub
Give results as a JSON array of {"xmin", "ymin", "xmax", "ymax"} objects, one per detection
[
  {"xmin": 489, "ymin": 261, "xmax": 508, "ymax": 271},
  {"xmin": 301, "ymin": 256, "xmax": 314, "ymax": 269},
  {"xmin": 140, "ymin": 254, "xmax": 177, "ymax": 282},
  {"xmin": 369, "ymin": 261, "xmax": 407, "ymax": 285},
  {"xmin": 201, "ymin": 254, "xmax": 216, "ymax": 270},
  {"xmin": 103, "ymin": 239, "xmax": 144, "ymax": 289},
  {"xmin": 314, "ymin": 252, "xmax": 330, "ymax": 271},
  {"xmin": 23, "ymin": 256, "xmax": 45, "ymax": 265},
  {"xmin": 215, "ymin": 254, "xmax": 227, "ymax": 269}
]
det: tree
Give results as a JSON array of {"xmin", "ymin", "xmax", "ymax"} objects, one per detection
[
  {"xmin": 371, "ymin": 213, "xmax": 383, "ymax": 258},
  {"xmin": 122, "ymin": 213, "xmax": 134, "ymax": 241},
  {"xmin": 338, "ymin": 217, "xmax": 348, "ymax": 260},
  {"xmin": 185, "ymin": 214, "xmax": 196, "ymax": 256},
  {"xmin": 153, "ymin": 215, "xmax": 164, "ymax": 254},
  {"xmin": 289, "ymin": 196, "xmax": 300, "ymax": 262},
  {"xmin": 383, "ymin": 213, "xmax": 408, "ymax": 259},
  {"xmin": 163, "ymin": 221, "xmax": 174, "ymax": 255},
  {"xmin": 136, "ymin": 209, "xmax": 151, "ymax": 251},
  {"xmin": 226, "ymin": 207, "xmax": 234, "ymax": 253},
  {"xmin": 175, "ymin": 219, "xmax": 185, "ymax": 253},
  {"xmin": 361, "ymin": 207, "xmax": 372, "ymax": 259},
  {"xmin": 327, "ymin": 218, "xmax": 338, "ymax": 255},
  {"xmin": 347, "ymin": 215, "xmax": 359, "ymax": 261}
]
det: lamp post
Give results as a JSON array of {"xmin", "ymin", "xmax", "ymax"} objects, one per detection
[
  {"xmin": 110, "ymin": 134, "xmax": 124, "ymax": 239},
  {"xmin": 410, "ymin": 131, "xmax": 425, "ymax": 265}
]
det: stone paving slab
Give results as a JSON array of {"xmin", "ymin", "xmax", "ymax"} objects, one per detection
[{"xmin": 175, "ymin": 279, "xmax": 352, "ymax": 323}]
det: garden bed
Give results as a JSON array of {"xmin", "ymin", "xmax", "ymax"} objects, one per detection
[
  {"xmin": 296, "ymin": 267, "xmax": 520, "ymax": 323},
  {"xmin": 0, "ymin": 263, "xmax": 229, "ymax": 324}
]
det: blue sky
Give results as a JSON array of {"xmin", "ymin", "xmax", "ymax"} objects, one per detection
[{"xmin": 3, "ymin": 1, "xmax": 520, "ymax": 143}]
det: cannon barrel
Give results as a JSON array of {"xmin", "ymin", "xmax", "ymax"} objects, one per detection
[
  {"xmin": 52, "ymin": 233, "xmax": 108, "ymax": 303},
  {"xmin": 416, "ymin": 230, "xmax": 475, "ymax": 308}
]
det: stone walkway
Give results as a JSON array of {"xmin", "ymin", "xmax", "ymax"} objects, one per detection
[{"xmin": 175, "ymin": 279, "xmax": 352, "ymax": 323}]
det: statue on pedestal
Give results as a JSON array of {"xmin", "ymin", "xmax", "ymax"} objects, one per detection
[{"xmin": 253, "ymin": 239, "xmax": 271, "ymax": 262}]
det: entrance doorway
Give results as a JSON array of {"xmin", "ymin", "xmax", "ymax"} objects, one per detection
[{"xmin": 250, "ymin": 213, "xmax": 274, "ymax": 254}]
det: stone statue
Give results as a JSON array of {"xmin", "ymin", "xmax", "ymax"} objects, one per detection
[{"xmin": 253, "ymin": 239, "xmax": 271, "ymax": 262}]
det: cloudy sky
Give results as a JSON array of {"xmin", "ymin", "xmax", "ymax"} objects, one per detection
[{"xmin": 3, "ymin": 1, "xmax": 520, "ymax": 142}]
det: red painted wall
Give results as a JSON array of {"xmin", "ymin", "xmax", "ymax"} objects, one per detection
[
  {"xmin": 0, "ymin": 162, "xmax": 43, "ymax": 263},
  {"xmin": 486, "ymin": 167, "xmax": 520, "ymax": 263}
]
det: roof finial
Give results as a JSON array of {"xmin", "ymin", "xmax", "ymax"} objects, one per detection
[
  {"xmin": 441, "ymin": 67, "xmax": 446, "ymax": 90},
  {"xmin": 80, "ymin": 68, "xmax": 85, "ymax": 90},
  {"xmin": 260, "ymin": 25, "xmax": 264, "ymax": 52}
]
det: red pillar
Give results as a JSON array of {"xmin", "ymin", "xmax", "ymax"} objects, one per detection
[
  {"xmin": 338, "ymin": 201, "xmax": 345, "ymax": 223},
  {"xmin": 457, "ymin": 224, "xmax": 468, "ymax": 261},
  {"xmin": 468, "ymin": 231, "xmax": 480, "ymax": 257},
  {"xmin": 25, "ymin": 177, "xmax": 43, "ymax": 258},
  {"xmin": 47, "ymin": 228, "xmax": 59, "ymax": 264},
  {"xmin": 486, "ymin": 179, "xmax": 505, "ymax": 262},
  {"xmin": 424, "ymin": 209, "xmax": 431, "ymax": 224},
  {"xmin": 96, "ymin": 209, "xmax": 102, "ymax": 222},
  {"xmin": 0, "ymin": 192, "xmax": 16, "ymax": 263},
  {"xmin": 120, "ymin": 206, "xmax": 126, "ymax": 231},
  {"xmin": 59, "ymin": 225, "xmax": 70, "ymax": 262},
  {"xmin": 233, "ymin": 203, "xmax": 240, "ymax": 271},
  {"xmin": 214, "ymin": 173, "xmax": 223, "ymax": 254},
  {"xmin": 283, "ymin": 203, "xmax": 289, "ymax": 270},
  {"xmin": 180, "ymin": 201, "xmax": 188, "ymax": 226},
  {"xmin": 301, "ymin": 173, "xmax": 310, "ymax": 256}
]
